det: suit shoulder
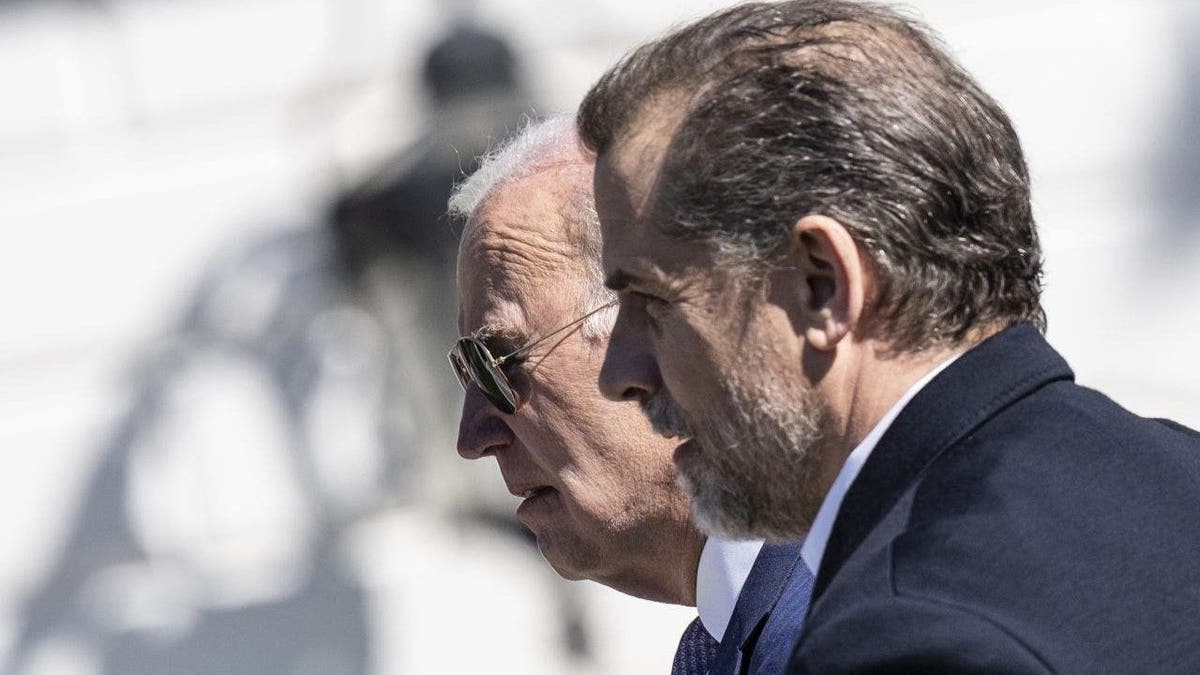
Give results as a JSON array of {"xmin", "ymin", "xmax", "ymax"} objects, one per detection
[
  {"xmin": 880, "ymin": 380, "xmax": 1200, "ymax": 671},
  {"xmin": 909, "ymin": 379, "xmax": 1200, "ymax": 527}
]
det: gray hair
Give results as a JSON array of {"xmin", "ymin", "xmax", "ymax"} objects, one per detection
[
  {"xmin": 579, "ymin": 0, "xmax": 1044, "ymax": 353},
  {"xmin": 449, "ymin": 114, "xmax": 616, "ymax": 340}
]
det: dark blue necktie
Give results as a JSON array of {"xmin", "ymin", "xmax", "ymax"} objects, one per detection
[{"xmin": 671, "ymin": 616, "xmax": 719, "ymax": 675}]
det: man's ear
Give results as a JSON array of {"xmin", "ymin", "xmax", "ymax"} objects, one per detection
[{"xmin": 773, "ymin": 214, "xmax": 867, "ymax": 351}]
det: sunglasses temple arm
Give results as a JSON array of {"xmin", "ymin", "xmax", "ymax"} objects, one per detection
[{"xmin": 494, "ymin": 300, "xmax": 618, "ymax": 366}]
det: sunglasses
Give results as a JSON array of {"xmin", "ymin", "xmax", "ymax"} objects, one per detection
[{"xmin": 448, "ymin": 299, "xmax": 619, "ymax": 414}]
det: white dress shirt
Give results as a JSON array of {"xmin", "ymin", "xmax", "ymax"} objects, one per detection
[
  {"xmin": 800, "ymin": 354, "xmax": 961, "ymax": 576},
  {"xmin": 695, "ymin": 537, "xmax": 765, "ymax": 642}
]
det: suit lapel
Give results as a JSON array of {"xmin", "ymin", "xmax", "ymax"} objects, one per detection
[
  {"xmin": 812, "ymin": 324, "xmax": 1074, "ymax": 601},
  {"xmin": 711, "ymin": 543, "xmax": 804, "ymax": 674}
]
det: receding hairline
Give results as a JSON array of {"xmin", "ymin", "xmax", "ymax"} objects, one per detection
[
  {"xmin": 454, "ymin": 116, "xmax": 616, "ymax": 340},
  {"xmin": 459, "ymin": 151, "xmax": 595, "ymax": 253},
  {"xmin": 577, "ymin": 0, "xmax": 1042, "ymax": 352},
  {"xmin": 449, "ymin": 114, "xmax": 593, "ymax": 222}
]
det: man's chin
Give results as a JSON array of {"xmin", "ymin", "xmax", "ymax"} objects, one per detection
[
  {"xmin": 675, "ymin": 458, "xmax": 745, "ymax": 538},
  {"xmin": 678, "ymin": 459, "xmax": 815, "ymax": 542},
  {"xmin": 689, "ymin": 494, "xmax": 812, "ymax": 542},
  {"xmin": 687, "ymin": 488, "xmax": 755, "ymax": 540},
  {"xmin": 531, "ymin": 532, "xmax": 590, "ymax": 582}
]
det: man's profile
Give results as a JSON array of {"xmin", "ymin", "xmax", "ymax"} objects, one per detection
[
  {"xmin": 579, "ymin": 1, "xmax": 1200, "ymax": 672},
  {"xmin": 448, "ymin": 115, "xmax": 812, "ymax": 674}
]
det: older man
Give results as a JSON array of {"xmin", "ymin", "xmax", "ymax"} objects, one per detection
[
  {"xmin": 579, "ymin": 1, "xmax": 1200, "ymax": 673},
  {"xmin": 448, "ymin": 115, "xmax": 813, "ymax": 675}
]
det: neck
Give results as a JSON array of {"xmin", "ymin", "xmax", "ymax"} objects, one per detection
[
  {"xmin": 603, "ymin": 528, "xmax": 705, "ymax": 606},
  {"xmin": 815, "ymin": 339, "xmax": 969, "ymax": 493}
]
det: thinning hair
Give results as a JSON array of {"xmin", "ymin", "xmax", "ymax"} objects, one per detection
[
  {"xmin": 449, "ymin": 115, "xmax": 616, "ymax": 339},
  {"xmin": 578, "ymin": 0, "xmax": 1045, "ymax": 352}
]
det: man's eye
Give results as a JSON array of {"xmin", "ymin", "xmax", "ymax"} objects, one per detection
[
  {"xmin": 500, "ymin": 353, "xmax": 528, "ymax": 371},
  {"xmin": 633, "ymin": 291, "xmax": 669, "ymax": 316}
]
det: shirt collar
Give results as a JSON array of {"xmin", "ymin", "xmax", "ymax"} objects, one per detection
[
  {"xmin": 695, "ymin": 537, "xmax": 764, "ymax": 641},
  {"xmin": 800, "ymin": 353, "xmax": 961, "ymax": 576}
]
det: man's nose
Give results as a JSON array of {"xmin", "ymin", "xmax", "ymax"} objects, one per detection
[
  {"xmin": 457, "ymin": 387, "xmax": 512, "ymax": 460},
  {"xmin": 599, "ymin": 302, "xmax": 660, "ymax": 403}
]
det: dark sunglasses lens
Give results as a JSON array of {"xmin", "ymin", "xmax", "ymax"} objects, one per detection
[{"xmin": 459, "ymin": 339, "xmax": 519, "ymax": 414}]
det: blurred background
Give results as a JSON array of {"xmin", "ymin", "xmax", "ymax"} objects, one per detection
[{"xmin": 0, "ymin": 0, "xmax": 1197, "ymax": 673}]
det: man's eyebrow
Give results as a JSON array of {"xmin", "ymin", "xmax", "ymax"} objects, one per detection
[
  {"xmin": 471, "ymin": 323, "xmax": 525, "ymax": 345},
  {"xmin": 604, "ymin": 270, "xmax": 635, "ymax": 291}
]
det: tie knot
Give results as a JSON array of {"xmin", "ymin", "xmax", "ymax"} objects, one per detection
[{"xmin": 671, "ymin": 616, "xmax": 719, "ymax": 675}]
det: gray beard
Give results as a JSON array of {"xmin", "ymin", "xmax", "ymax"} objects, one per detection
[{"xmin": 646, "ymin": 375, "xmax": 832, "ymax": 542}]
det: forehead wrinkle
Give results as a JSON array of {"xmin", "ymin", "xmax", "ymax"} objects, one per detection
[
  {"xmin": 458, "ymin": 140, "xmax": 594, "ymax": 339},
  {"xmin": 469, "ymin": 209, "xmax": 578, "ymax": 277},
  {"xmin": 459, "ymin": 222, "xmax": 580, "ymax": 338},
  {"xmin": 458, "ymin": 263, "xmax": 527, "ymax": 338},
  {"xmin": 461, "ymin": 163, "xmax": 591, "ymax": 261},
  {"xmin": 462, "ymin": 176, "xmax": 589, "ymax": 290},
  {"xmin": 479, "ymin": 242, "xmax": 574, "ymax": 299}
]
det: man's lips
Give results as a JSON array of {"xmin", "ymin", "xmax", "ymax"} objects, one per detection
[
  {"xmin": 513, "ymin": 486, "xmax": 553, "ymax": 499},
  {"xmin": 507, "ymin": 483, "xmax": 554, "ymax": 500},
  {"xmin": 514, "ymin": 486, "xmax": 558, "ymax": 525}
]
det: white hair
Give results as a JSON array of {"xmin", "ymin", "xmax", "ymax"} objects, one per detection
[
  {"xmin": 449, "ymin": 114, "xmax": 616, "ymax": 339},
  {"xmin": 448, "ymin": 114, "xmax": 575, "ymax": 220}
]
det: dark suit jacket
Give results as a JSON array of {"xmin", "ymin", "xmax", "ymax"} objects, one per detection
[
  {"xmin": 788, "ymin": 324, "xmax": 1200, "ymax": 674},
  {"xmin": 712, "ymin": 543, "xmax": 813, "ymax": 675}
]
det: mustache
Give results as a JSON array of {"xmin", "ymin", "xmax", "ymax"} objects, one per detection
[{"xmin": 641, "ymin": 394, "xmax": 693, "ymax": 439}]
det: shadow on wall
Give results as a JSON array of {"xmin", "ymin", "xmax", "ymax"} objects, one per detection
[
  {"xmin": 0, "ymin": 22, "xmax": 582, "ymax": 675},
  {"xmin": 1, "ymin": 230, "xmax": 373, "ymax": 675}
]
